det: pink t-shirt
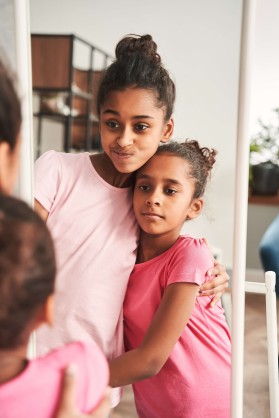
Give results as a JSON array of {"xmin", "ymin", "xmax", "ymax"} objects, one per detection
[
  {"xmin": 0, "ymin": 341, "xmax": 109, "ymax": 418},
  {"xmin": 124, "ymin": 235, "xmax": 231, "ymax": 418},
  {"xmin": 34, "ymin": 150, "xmax": 138, "ymax": 406}
]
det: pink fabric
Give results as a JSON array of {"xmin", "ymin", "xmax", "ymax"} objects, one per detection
[
  {"xmin": 0, "ymin": 341, "xmax": 109, "ymax": 418},
  {"xmin": 124, "ymin": 235, "xmax": 231, "ymax": 418},
  {"xmin": 34, "ymin": 150, "xmax": 138, "ymax": 406}
]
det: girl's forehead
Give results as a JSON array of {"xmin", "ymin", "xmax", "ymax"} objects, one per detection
[
  {"xmin": 149, "ymin": 153, "xmax": 188, "ymax": 166},
  {"xmin": 138, "ymin": 154, "xmax": 191, "ymax": 178},
  {"xmin": 102, "ymin": 88, "xmax": 159, "ymax": 109}
]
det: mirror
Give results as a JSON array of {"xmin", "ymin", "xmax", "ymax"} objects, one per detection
[{"xmin": 29, "ymin": 2, "xmax": 241, "ymax": 416}]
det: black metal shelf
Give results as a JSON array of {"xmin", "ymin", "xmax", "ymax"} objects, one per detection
[{"xmin": 31, "ymin": 33, "xmax": 112, "ymax": 156}]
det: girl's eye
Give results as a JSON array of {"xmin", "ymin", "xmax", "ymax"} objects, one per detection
[
  {"xmin": 135, "ymin": 124, "xmax": 148, "ymax": 132},
  {"xmin": 166, "ymin": 188, "xmax": 177, "ymax": 195},
  {"xmin": 138, "ymin": 185, "xmax": 150, "ymax": 191},
  {"xmin": 106, "ymin": 120, "xmax": 119, "ymax": 129}
]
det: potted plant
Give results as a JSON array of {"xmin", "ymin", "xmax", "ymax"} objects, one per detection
[{"xmin": 249, "ymin": 108, "xmax": 279, "ymax": 195}]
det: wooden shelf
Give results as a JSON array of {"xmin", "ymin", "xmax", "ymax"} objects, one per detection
[
  {"xmin": 248, "ymin": 190, "xmax": 279, "ymax": 206},
  {"xmin": 31, "ymin": 34, "xmax": 112, "ymax": 155}
]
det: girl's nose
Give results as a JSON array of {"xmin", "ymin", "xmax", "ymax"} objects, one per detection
[
  {"xmin": 146, "ymin": 195, "xmax": 161, "ymax": 206},
  {"xmin": 116, "ymin": 128, "xmax": 133, "ymax": 147}
]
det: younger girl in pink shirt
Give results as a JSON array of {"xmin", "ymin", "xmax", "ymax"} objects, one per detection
[
  {"xmin": 109, "ymin": 139, "xmax": 231, "ymax": 418},
  {"xmin": 0, "ymin": 55, "xmax": 110, "ymax": 418},
  {"xmin": 0, "ymin": 194, "xmax": 109, "ymax": 418}
]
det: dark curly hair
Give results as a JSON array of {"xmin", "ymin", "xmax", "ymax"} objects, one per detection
[
  {"xmin": 0, "ymin": 59, "xmax": 21, "ymax": 150},
  {"xmin": 156, "ymin": 139, "xmax": 217, "ymax": 198},
  {"xmin": 97, "ymin": 34, "xmax": 175, "ymax": 121},
  {"xmin": 0, "ymin": 194, "xmax": 56, "ymax": 349}
]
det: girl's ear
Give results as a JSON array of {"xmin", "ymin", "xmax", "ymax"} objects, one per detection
[
  {"xmin": 44, "ymin": 295, "xmax": 55, "ymax": 326},
  {"xmin": 0, "ymin": 142, "xmax": 11, "ymax": 192},
  {"xmin": 0, "ymin": 136, "xmax": 21, "ymax": 195},
  {"xmin": 35, "ymin": 295, "xmax": 55, "ymax": 328},
  {"xmin": 161, "ymin": 117, "xmax": 174, "ymax": 143},
  {"xmin": 186, "ymin": 198, "xmax": 204, "ymax": 220}
]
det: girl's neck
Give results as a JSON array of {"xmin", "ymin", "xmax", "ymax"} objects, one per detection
[
  {"xmin": 137, "ymin": 232, "xmax": 180, "ymax": 263},
  {"xmin": 0, "ymin": 346, "xmax": 28, "ymax": 384},
  {"xmin": 90, "ymin": 153, "xmax": 135, "ymax": 188}
]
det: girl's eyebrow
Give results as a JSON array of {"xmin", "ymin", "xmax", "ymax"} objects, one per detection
[
  {"xmin": 136, "ymin": 174, "xmax": 153, "ymax": 180},
  {"xmin": 137, "ymin": 173, "xmax": 183, "ymax": 186},
  {"xmin": 102, "ymin": 109, "xmax": 154, "ymax": 119}
]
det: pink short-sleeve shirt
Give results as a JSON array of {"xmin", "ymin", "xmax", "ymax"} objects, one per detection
[
  {"xmin": 124, "ymin": 235, "xmax": 231, "ymax": 418},
  {"xmin": 0, "ymin": 341, "xmax": 109, "ymax": 418},
  {"xmin": 34, "ymin": 150, "xmax": 138, "ymax": 406}
]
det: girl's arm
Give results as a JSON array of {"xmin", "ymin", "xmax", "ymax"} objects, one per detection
[
  {"xmin": 34, "ymin": 199, "xmax": 49, "ymax": 221},
  {"xmin": 109, "ymin": 282, "xmax": 199, "ymax": 388}
]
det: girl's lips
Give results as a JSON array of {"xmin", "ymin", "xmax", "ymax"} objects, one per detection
[
  {"xmin": 141, "ymin": 212, "xmax": 163, "ymax": 219},
  {"xmin": 112, "ymin": 150, "xmax": 133, "ymax": 158}
]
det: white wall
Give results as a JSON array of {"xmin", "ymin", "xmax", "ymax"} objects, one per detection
[
  {"xmin": 29, "ymin": 0, "xmax": 243, "ymax": 269},
  {"xmin": 0, "ymin": 0, "xmax": 16, "ymax": 68}
]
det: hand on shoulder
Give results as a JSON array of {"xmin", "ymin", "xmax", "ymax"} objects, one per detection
[{"xmin": 56, "ymin": 364, "xmax": 111, "ymax": 418}]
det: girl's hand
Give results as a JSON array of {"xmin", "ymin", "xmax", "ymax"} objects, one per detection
[
  {"xmin": 199, "ymin": 260, "xmax": 229, "ymax": 308},
  {"xmin": 56, "ymin": 364, "xmax": 111, "ymax": 418}
]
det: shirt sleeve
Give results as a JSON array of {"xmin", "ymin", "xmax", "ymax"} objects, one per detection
[
  {"xmin": 74, "ymin": 341, "xmax": 110, "ymax": 412},
  {"xmin": 166, "ymin": 237, "xmax": 214, "ymax": 287},
  {"xmin": 34, "ymin": 150, "xmax": 62, "ymax": 212},
  {"xmin": 47, "ymin": 341, "xmax": 110, "ymax": 413}
]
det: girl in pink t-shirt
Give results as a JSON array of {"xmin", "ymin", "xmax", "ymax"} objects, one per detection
[
  {"xmin": 109, "ymin": 139, "xmax": 231, "ymax": 418},
  {"xmin": 0, "ymin": 56, "xmax": 110, "ymax": 418},
  {"xmin": 0, "ymin": 194, "xmax": 109, "ymax": 418}
]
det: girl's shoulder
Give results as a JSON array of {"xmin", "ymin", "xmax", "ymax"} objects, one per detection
[
  {"xmin": 37, "ymin": 341, "xmax": 109, "ymax": 408},
  {"xmin": 176, "ymin": 234, "xmax": 210, "ymax": 253},
  {"xmin": 36, "ymin": 150, "xmax": 89, "ymax": 168},
  {"xmin": 35, "ymin": 151, "xmax": 92, "ymax": 186},
  {"xmin": 168, "ymin": 235, "xmax": 213, "ymax": 269},
  {"xmin": 164, "ymin": 235, "xmax": 214, "ymax": 286},
  {"xmin": 40, "ymin": 341, "xmax": 108, "ymax": 375}
]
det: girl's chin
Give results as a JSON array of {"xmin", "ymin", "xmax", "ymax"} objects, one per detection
[{"xmin": 113, "ymin": 163, "xmax": 141, "ymax": 174}]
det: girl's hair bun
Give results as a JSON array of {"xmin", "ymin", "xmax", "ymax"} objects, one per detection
[{"xmin": 115, "ymin": 34, "xmax": 161, "ymax": 64}]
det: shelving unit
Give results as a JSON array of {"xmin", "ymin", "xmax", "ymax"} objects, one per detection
[
  {"xmin": 31, "ymin": 34, "xmax": 113, "ymax": 156},
  {"xmin": 248, "ymin": 188, "xmax": 279, "ymax": 206}
]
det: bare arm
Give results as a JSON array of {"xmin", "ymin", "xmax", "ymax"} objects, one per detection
[
  {"xmin": 34, "ymin": 198, "xmax": 49, "ymax": 221},
  {"xmin": 56, "ymin": 364, "xmax": 111, "ymax": 418},
  {"xmin": 109, "ymin": 282, "xmax": 199, "ymax": 388}
]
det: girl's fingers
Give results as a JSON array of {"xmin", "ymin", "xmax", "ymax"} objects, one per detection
[
  {"xmin": 92, "ymin": 387, "xmax": 112, "ymax": 418},
  {"xmin": 57, "ymin": 363, "xmax": 78, "ymax": 417}
]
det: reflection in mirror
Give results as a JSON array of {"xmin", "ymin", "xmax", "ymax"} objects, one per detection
[
  {"xmin": 31, "ymin": 2, "xmax": 241, "ymax": 414},
  {"xmin": 31, "ymin": 2, "xmax": 241, "ymax": 416},
  {"xmin": 29, "ymin": 0, "xmax": 240, "ymax": 416}
]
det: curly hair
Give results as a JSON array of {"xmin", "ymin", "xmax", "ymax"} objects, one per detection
[
  {"xmin": 0, "ymin": 59, "xmax": 21, "ymax": 150},
  {"xmin": 97, "ymin": 34, "xmax": 175, "ymax": 121},
  {"xmin": 156, "ymin": 139, "xmax": 217, "ymax": 198},
  {"xmin": 0, "ymin": 195, "xmax": 56, "ymax": 349}
]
